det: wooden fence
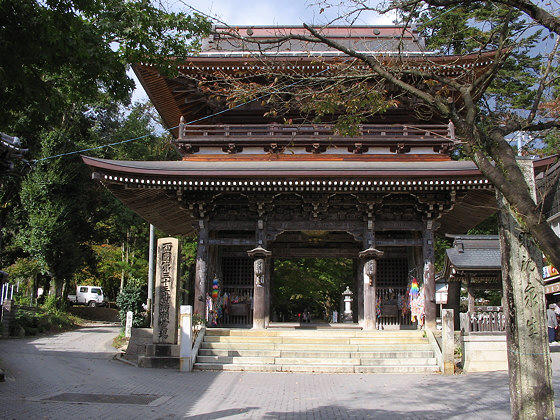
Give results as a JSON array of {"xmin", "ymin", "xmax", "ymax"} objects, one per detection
[{"xmin": 460, "ymin": 306, "xmax": 506, "ymax": 334}]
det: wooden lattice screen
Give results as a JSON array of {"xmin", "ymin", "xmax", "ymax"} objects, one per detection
[
  {"xmin": 377, "ymin": 259, "xmax": 414, "ymax": 328},
  {"xmin": 219, "ymin": 257, "xmax": 253, "ymax": 326}
]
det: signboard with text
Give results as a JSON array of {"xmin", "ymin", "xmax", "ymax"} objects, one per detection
[{"xmin": 153, "ymin": 237, "xmax": 181, "ymax": 344}]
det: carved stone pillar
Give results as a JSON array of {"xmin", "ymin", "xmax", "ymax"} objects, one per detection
[
  {"xmin": 423, "ymin": 221, "xmax": 436, "ymax": 329},
  {"xmin": 248, "ymin": 246, "xmax": 272, "ymax": 329},
  {"xmin": 193, "ymin": 221, "xmax": 208, "ymax": 317},
  {"xmin": 359, "ymin": 247, "xmax": 384, "ymax": 330}
]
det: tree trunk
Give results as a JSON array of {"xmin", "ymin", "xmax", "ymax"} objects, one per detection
[
  {"xmin": 120, "ymin": 241, "xmax": 125, "ymax": 293},
  {"xmin": 498, "ymin": 160, "xmax": 555, "ymax": 419}
]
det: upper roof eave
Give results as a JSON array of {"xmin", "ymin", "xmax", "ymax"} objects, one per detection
[{"xmin": 135, "ymin": 49, "xmax": 499, "ymax": 68}]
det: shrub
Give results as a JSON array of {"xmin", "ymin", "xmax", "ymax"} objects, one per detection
[
  {"xmin": 13, "ymin": 307, "xmax": 76, "ymax": 336},
  {"xmin": 116, "ymin": 285, "xmax": 147, "ymax": 328}
]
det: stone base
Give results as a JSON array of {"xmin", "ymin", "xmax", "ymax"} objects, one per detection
[
  {"xmin": 124, "ymin": 328, "xmax": 153, "ymax": 363},
  {"xmin": 461, "ymin": 334, "xmax": 508, "ymax": 372},
  {"xmin": 138, "ymin": 343, "xmax": 180, "ymax": 369}
]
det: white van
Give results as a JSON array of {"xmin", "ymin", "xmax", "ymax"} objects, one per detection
[{"xmin": 67, "ymin": 286, "xmax": 106, "ymax": 307}]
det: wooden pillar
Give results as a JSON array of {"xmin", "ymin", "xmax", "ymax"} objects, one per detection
[
  {"xmin": 265, "ymin": 257, "xmax": 272, "ymax": 326},
  {"xmin": 354, "ymin": 259, "xmax": 362, "ymax": 324},
  {"xmin": 248, "ymin": 246, "xmax": 272, "ymax": 329},
  {"xmin": 193, "ymin": 220, "xmax": 208, "ymax": 317},
  {"xmin": 423, "ymin": 221, "xmax": 436, "ymax": 329},
  {"xmin": 446, "ymin": 280, "xmax": 462, "ymax": 330},
  {"xmin": 467, "ymin": 276, "xmax": 475, "ymax": 313},
  {"xmin": 359, "ymin": 248, "xmax": 384, "ymax": 330}
]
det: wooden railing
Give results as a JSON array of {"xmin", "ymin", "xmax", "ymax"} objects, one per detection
[
  {"xmin": 178, "ymin": 122, "xmax": 455, "ymax": 143},
  {"xmin": 460, "ymin": 306, "xmax": 506, "ymax": 334}
]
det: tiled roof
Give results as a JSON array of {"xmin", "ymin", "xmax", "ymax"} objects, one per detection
[{"xmin": 445, "ymin": 236, "xmax": 501, "ymax": 270}]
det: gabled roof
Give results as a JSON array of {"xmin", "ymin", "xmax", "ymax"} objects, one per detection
[
  {"xmin": 445, "ymin": 235, "xmax": 501, "ymax": 271},
  {"xmin": 442, "ymin": 235, "xmax": 502, "ymax": 286}
]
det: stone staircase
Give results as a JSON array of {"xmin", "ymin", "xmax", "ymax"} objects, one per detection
[{"xmin": 193, "ymin": 328, "xmax": 440, "ymax": 373}]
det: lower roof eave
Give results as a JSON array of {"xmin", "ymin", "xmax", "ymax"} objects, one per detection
[{"xmin": 82, "ymin": 155, "xmax": 488, "ymax": 180}]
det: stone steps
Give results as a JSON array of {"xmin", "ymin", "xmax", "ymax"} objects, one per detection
[
  {"xmin": 201, "ymin": 342, "xmax": 433, "ymax": 352},
  {"xmin": 194, "ymin": 328, "xmax": 440, "ymax": 374}
]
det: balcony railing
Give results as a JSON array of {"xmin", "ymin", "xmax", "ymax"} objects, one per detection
[
  {"xmin": 178, "ymin": 122, "xmax": 454, "ymax": 141},
  {"xmin": 174, "ymin": 121, "xmax": 456, "ymax": 155}
]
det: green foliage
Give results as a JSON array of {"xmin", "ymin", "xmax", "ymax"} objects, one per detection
[
  {"xmin": 42, "ymin": 294, "xmax": 64, "ymax": 312},
  {"xmin": 0, "ymin": 0, "xmax": 210, "ymax": 129},
  {"xmin": 542, "ymin": 129, "xmax": 560, "ymax": 156},
  {"xmin": 272, "ymin": 258, "xmax": 353, "ymax": 321},
  {"xmin": 4, "ymin": 258, "xmax": 41, "ymax": 300},
  {"xmin": 116, "ymin": 285, "xmax": 147, "ymax": 327},
  {"xmin": 192, "ymin": 313, "xmax": 205, "ymax": 326},
  {"xmin": 435, "ymin": 237, "xmax": 453, "ymax": 272},
  {"xmin": 414, "ymin": 3, "xmax": 542, "ymax": 113},
  {"xmin": 14, "ymin": 307, "xmax": 76, "ymax": 336},
  {"xmin": 467, "ymin": 213, "xmax": 499, "ymax": 235}
]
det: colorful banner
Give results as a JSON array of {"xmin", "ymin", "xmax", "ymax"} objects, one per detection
[{"xmin": 543, "ymin": 264, "xmax": 559, "ymax": 280}]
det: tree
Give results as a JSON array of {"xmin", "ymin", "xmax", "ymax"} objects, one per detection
[
  {"xmin": 205, "ymin": 3, "xmax": 560, "ymax": 417},
  {"xmin": 0, "ymin": 0, "xmax": 210, "ymax": 133},
  {"xmin": 0, "ymin": 1, "xmax": 209, "ymax": 300}
]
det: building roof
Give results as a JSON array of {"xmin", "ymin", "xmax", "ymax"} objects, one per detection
[
  {"xmin": 83, "ymin": 155, "xmax": 487, "ymax": 178},
  {"xmin": 202, "ymin": 25, "xmax": 427, "ymax": 57},
  {"xmin": 82, "ymin": 156, "xmax": 497, "ymax": 236},
  {"xmin": 445, "ymin": 235, "xmax": 501, "ymax": 271},
  {"xmin": 133, "ymin": 25, "xmax": 498, "ymax": 133},
  {"xmin": 441, "ymin": 235, "xmax": 502, "ymax": 287},
  {"xmin": 537, "ymin": 157, "xmax": 560, "ymax": 221},
  {"xmin": 1, "ymin": 133, "xmax": 27, "ymax": 175}
]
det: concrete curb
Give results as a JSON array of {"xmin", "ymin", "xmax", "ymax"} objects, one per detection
[{"xmin": 113, "ymin": 353, "xmax": 138, "ymax": 368}]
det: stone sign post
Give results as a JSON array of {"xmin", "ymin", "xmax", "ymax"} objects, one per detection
[
  {"xmin": 153, "ymin": 237, "xmax": 181, "ymax": 345},
  {"xmin": 125, "ymin": 311, "xmax": 133, "ymax": 338},
  {"xmin": 179, "ymin": 305, "xmax": 193, "ymax": 372}
]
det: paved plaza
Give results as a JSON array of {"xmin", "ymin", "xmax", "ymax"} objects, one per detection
[{"xmin": 0, "ymin": 324, "xmax": 559, "ymax": 419}]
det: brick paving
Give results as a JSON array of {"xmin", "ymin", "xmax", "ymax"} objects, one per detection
[{"xmin": 0, "ymin": 325, "xmax": 559, "ymax": 419}]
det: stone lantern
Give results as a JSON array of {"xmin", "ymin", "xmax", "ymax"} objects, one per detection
[{"xmin": 342, "ymin": 286, "xmax": 354, "ymax": 323}]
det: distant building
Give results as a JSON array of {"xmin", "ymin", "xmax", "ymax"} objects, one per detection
[{"xmin": 537, "ymin": 158, "xmax": 560, "ymax": 296}]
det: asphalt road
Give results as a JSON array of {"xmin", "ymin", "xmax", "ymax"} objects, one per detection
[{"xmin": 1, "ymin": 324, "xmax": 559, "ymax": 419}]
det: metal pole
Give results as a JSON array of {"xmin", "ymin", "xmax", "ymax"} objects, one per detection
[{"xmin": 147, "ymin": 224, "xmax": 155, "ymax": 327}]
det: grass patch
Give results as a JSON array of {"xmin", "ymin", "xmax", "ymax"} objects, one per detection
[{"xmin": 112, "ymin": 330, "xmax": 129, "ymax": 350}]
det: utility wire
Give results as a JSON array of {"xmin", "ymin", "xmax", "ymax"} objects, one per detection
[{"xmin": 32, "ymin": 65, "xmax": 330, "ymax": 163}]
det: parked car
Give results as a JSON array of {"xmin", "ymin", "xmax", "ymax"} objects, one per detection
[{"xmin": 67, "ymin": 286, "xmax": 106, "ymax": 307}]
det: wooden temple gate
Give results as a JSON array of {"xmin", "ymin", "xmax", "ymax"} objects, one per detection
[{"xmin": 82, "ymin": 25, "xmax": 498, "ymax": 331}]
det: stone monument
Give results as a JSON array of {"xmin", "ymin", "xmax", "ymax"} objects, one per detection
[{"xmin": 139, "ymin": 237, "xmax": 182, "ymax": 368}]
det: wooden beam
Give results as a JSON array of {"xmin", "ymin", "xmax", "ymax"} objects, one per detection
[
  {"xmin": 208, "ymin": 238, "xmax": 255, "ymax": 246},
  {"xmin": 375, "ymin": 238, "xmax": 422, "ymax": 247},
  {"xmin": 268, "ymin": 221, "xmax": 363, "ymax": 231},
  {"xmin": 271, "ymin": 248, "xmax": 359, "ymax": 258},
  {"xmin": 375, "ymin": 221, "xmax": 424, "ymax": 231}
]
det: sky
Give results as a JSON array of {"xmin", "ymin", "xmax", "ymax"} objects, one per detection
[
  {"xmin": 131, "ymin": 0, "xmax": 394, "ymax": 102},
  {"xmin": 176, "ymin": 0, "xmax": 394, "ymax": 26}
]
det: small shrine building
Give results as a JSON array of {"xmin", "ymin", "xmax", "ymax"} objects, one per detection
[{"xmin": 83, "ymin": 26, "xmax": 498, "ymax": 329}]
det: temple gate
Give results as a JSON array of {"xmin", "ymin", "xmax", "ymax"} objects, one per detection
[{"xmin": 83, "ymin": 25, "xmax": 497, "ymax": 330}]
